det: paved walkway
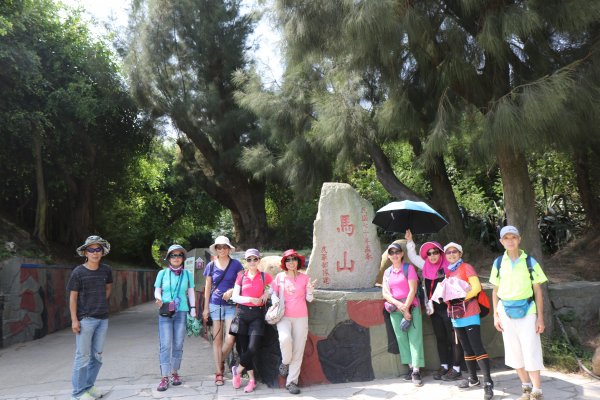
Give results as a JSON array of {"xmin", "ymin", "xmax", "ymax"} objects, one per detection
[{"xmin": 0, "ymin": 302, "xmax": 598, "ymax": 399}]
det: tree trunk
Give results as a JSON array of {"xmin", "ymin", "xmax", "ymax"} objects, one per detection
[
  {"xmin": 228, "ymin": 181, "xmax": 268, "ymax": 249},
  {"xmin": 573, "ymin": 148, "xmax": 600, "ymax": 227},
  {"xmin": 496, "ymin": 144, "xmax": 553, "ymax": 334},
  {"xmin": 366, "ymin": 141, "xmax": 422, "ymax": 201},
  {"xmin": 406, "ymin": 136, "xmax": 465, "ymax": 242},
  {"xmin": 33, "ymin": 131, "xmax": 48, "ymax": 245},
  {"xmin": 426, "ymin": 156, "xmax": 466, "ymax": 243}
]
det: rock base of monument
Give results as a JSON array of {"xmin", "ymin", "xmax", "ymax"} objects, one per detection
[{"xmin": 297, "ymin": 286, "xmax": 503, "ymax": 386}]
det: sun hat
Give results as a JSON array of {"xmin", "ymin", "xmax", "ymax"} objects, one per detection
[
  {"xmin": 280, "ymin": 249, "xmax": 306, "ymax": 270},
  {"xmin": 244, "ymin": 248, "xmax": 261, "ymax": 259},
  {"xmin": 386, "ymin": 243, "xmax": 403, "ymax": 253},
  {"xmin": 209, "ymin": 236, "xmax": 235, "ymax": 254},
  {"xmin": 500, "ymin": 225, "xmax": 520, "ymax": 239},
  {"xmin": 76, "ymin": 235, "xmax": 110, "ymax": 257},
  {"xmin": 164, "ymin": 244, "xmax": 186, "ymax": 260},
  {"xmin": 419, "ymin": 241, "xmax": 444, "ymax": 260},
  {"xmin": 443, "ymin": 242, "xmax": 463, "ymax": 254}
]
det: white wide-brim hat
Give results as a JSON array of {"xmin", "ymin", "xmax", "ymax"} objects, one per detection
[{"xmin": 209, "ymin": 236, "xmax": 235, "ymax": 254}]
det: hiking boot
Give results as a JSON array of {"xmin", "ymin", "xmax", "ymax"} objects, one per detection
[
  {"xmin": 442, "ymin": 369, "xmax": 462, "ymax": 381},
  {"xmin": 517, "ymin": 386, "xmax": 532, "ymax": 400},
  {"xmin": 483, "ymin": 381, "xmax": 494, "ymax": 400},
  {"xmin": 287, "ymin": 382, "xmax": 301, "ymax": 394},
  {"xmin": 529, "ymin": 391, "xmax": 544, "ymax": 400},
  {"xmin": 458, "ymin": 376, "xmax": 480, "ymax": 389},
  {"xmin": 171, "ymin": 372, "xmax": 182, "ymax": 386},
  {"xmin": 402, "ymin": 370, "xmax": 413, "ymax": 381},
  {"xmin": 157, "ymin": 376, "xmax": 169, "ymax": 392},
  {"xmin": 411, "ymin": 371, "xmax": 423, "ymax": 387},
  {"xmin": 244, "ymin": 379, "xmax": 256, "ymax": 393},
  {"xmin": 279, "ymin": 363, "xmax": 289, "ymax": 377},
  {"xmin": 87, "ymin": 386, "xmax": 103, "ymax": 398},
  {"xmin": 433, "ymin": 367, "xmax": 448, "ymax": 380}
]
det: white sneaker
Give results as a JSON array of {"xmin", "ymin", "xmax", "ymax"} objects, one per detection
[
  {"xmin": 71, "ymin": 392, "xmax": 95, "ymax": 400},
  {"xmin": 87, "ymin": 386, "xmax": 103, "ymax": 398}
]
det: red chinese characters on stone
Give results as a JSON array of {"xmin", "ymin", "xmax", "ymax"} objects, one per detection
[
  {"xmin": 361, "ymin": 207, "xmax": 373, "ymax": 261},
  {"xmin": 336, "ymin": 215, "xmax": 355, "ymax": 237},
  {"xmin": 321, "ymin": 246, "xmax": 330, "ymax": 286},
  {"xmin": 336, "ymin": 251, "xmax": 355, "ymax": 272}
]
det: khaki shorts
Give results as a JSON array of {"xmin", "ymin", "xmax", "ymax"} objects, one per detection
[{"xmin": 499, "ymin": 309, "xmax": 545, "ymax": 371}]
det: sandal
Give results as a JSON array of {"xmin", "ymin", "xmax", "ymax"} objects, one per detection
[{"xmin": 215, "ymin": 373, "xmax": 224, "ymax": 386}]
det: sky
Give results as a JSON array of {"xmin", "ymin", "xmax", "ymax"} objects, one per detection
[{"xmin": 62, "ymin": 0, "xmax": 284, "ymax": 84}]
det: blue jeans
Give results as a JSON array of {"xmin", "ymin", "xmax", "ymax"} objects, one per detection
[
  {"xmin": 158, "ymin": 311, "xmax": 187, "ymax": 376},
  {"xmin": 72, "ymin": 317, "xmax": 109, "ymax": 397}
]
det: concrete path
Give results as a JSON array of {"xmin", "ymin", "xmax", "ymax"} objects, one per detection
[{"xmin": 0, "ymin": 302, "xmax": 598, "ymax": 399}]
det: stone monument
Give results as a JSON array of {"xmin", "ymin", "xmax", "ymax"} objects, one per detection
[{"xmin": 307, "ymin": 182, "xmax": 381, "ymax": 290}]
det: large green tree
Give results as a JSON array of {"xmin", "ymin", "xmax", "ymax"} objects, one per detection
[
  {"xmin": 126, "ymin": 0, "xmax": 269, "ymax": 247},
  {"xmin": 269, "ymin": 0, "xmax": 600, "ymax": 257},
  {"xmin": 0, "ymin": 0, "xmax": 152, "ymax": 247}
]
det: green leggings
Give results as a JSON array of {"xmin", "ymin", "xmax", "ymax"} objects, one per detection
[{"xmin": 390, "ymin": 306, "xmax": 425, "ymax": 368}]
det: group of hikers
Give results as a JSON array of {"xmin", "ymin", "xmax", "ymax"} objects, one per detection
[
  {"xmin": 381, "ymin": 226, "xmax": 547, "ymax": 400},
  {"xmin": 67, "ymin": 225, "xmax": 547, "ymax": 400}
]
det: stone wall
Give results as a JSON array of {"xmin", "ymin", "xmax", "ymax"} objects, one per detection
[
  {"xmin": 0, "ymin": 257, "xmax": 157, "ymax": 348},
  {"xmin": 549, "ymin": 281, "xmax": 600, "ymax": 327}
]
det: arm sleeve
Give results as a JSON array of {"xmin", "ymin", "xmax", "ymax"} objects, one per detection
[
  {"xmin": 406, "ymin": 241, "xmax": 425, "ymax": 270},
  {"xmin": 187, "ymin": 287, "xmax": 195, "ymax": 306},
  {"xmin": 465, "ymin": 275, "xmax": 481, "ymax": 300},
  {"xmin": 231, "ymin": 283, "xmax": 253, "ymax": 304}
]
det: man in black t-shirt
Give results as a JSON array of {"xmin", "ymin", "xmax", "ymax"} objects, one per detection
[{"xmin": 67, "ymin": 235, "xmax": 113, "ymax": 400}]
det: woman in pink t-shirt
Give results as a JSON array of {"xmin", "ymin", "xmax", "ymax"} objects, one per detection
[
  {"xmin": 271, "ymin": 249, "xmax": 316, "ymax": 395},
  {"xmin": 382, "ymin": 242, "xmax": 425, "ymax": 387},
  {"xmin": 230, "ymin": 248, "xmax": 272, "ymax": 393}
]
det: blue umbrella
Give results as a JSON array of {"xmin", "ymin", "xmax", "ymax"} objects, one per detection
[{"xmin": 372, "ymin": 200, "xmax": 448, "ymax": 234}]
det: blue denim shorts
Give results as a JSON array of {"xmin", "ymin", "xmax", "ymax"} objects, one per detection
[{"xmin": 209, "ymin": 303, "xmax": 236, "ymax": 321}]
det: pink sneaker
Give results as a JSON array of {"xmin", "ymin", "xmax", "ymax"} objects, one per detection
[
  {"xmin": 232, "ymin": 366, "xmax": 241, "ymax": 389},
  {"xmin": 171, "ymin": 372, "xmax": 182, "ymax": 386},
  {"xmin": 157, "ymin": 376, "xmax": 169, "ymax": 392},
  {"xmin": 244, "ymin": 379, "xmax": 256, "ymax": 393}
]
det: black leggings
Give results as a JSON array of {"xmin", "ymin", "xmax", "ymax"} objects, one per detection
[
  {"xmin": 430, "ymin": 303, "xmax": 463, "ymax": 367},
  {"xmin": 237, "ymin": 334, "xmax": 261, "ymax": 372},
  {"xmin": 455, "ymin": 324, "xmax": 492, "ymax": 383}
]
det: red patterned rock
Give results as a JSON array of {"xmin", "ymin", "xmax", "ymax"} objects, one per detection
[
  {"xmin": 299, "ymin": 331, "xmax": 329, "ymax": 386},
  {"xmin": 347, "ymin": 299, "xmax": 385, "ymax": 327}
]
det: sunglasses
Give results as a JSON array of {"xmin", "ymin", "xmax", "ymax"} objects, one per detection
[
  {"xmin": 169, "ymin": 253, "xmax": 185, "ymax": 259},
  {"xmin": 445, "ymin": 250, "xmax": 460, "ymax": 255},
  {"xmin": 215, "ymin": 245, "xmax": 229, "ymax": 250},
  {"xmin": 388, "ymin": 250, "xmax": 402, "ymax": 255},
  {"xmin": 286, "ymin": 257, "xmax": 299, "ymax": 262},
  {"xmin": 427, "ymin": 250, "xmax": 440, "ymax": 256},
  {"xmin": 246, "ymin": 257, "xmax": 259, "ymax": 262},
  {"xmin": 86, "ymin": 247, "xmax": 103, "ymax": 254}
]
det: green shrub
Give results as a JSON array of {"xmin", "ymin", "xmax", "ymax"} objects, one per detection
[{"xmin": 542, "ymin": 335, "xmax": 593, "ymax": 373}]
